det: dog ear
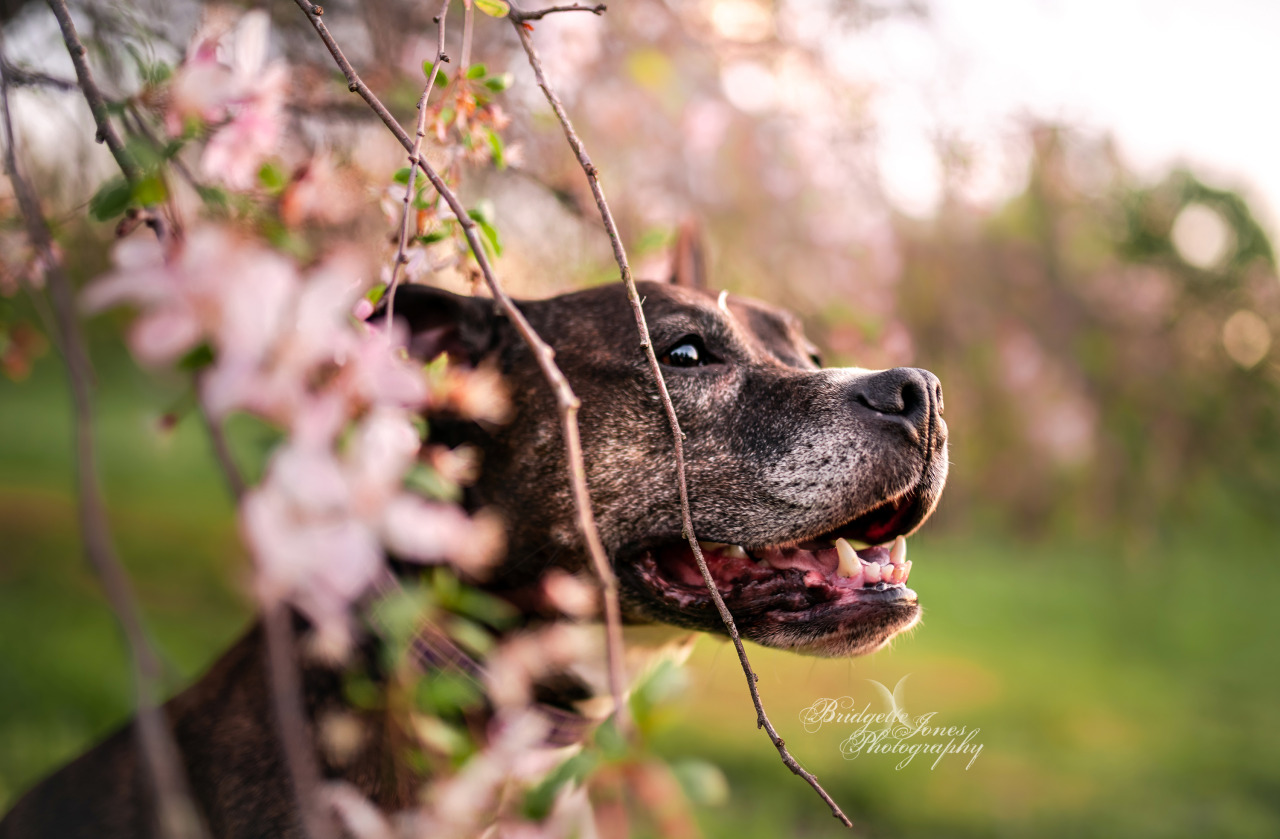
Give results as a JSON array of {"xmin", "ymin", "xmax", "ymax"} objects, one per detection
[
  {"xmin": 668, "ymin": 218, "xmax": 708, "ymax": 290},
  {"xmin": 374, "ymin": 285, "xmax": 499, "ymax": 365}
]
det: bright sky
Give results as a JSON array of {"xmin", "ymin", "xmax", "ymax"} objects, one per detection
[{"xmin": 829, "ymin": 0, "xmax": 1280, "ymax": 233}]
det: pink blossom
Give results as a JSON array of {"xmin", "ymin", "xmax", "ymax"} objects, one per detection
[
  {"xmin": 165, "ymin": 10, "xmax": 288, "ymax": 190},
  {"xmin": 83, "ymin": 227, "xmax": 298, "ymax": 368}
]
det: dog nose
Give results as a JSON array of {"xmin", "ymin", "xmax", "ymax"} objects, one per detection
[{"xmin": 850, "ymin": 367, "xmax": 943, "ymax": 438}]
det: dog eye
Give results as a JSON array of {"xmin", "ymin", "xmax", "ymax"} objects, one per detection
[{"xmin": 661, "ymin": 337, "xmax": 709, "ymax": 368}]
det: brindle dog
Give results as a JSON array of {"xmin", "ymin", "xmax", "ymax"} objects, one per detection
[{"xmin": 0, "ymin": 262, "xmax": 947, "ymax": 838}]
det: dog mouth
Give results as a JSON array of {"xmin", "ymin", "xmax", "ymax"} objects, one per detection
[{"xmin": 620, "ymin": 490, "xmax": 933, "ymax": 657}]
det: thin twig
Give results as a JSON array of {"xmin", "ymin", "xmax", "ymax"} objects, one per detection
[
  {"xmin": 385, "ymin": 0, "xmax": 451, "ymax": 332},
  {"xmin": 195, "ymin": 384, "xmax": 247, "ymax": 502},
  {"xmin": 509, "ymin": 3, "xmax": 606, "ymax": 22},
  {"xmin": 459, "ymin": 1, "xmax": 474, "ymax": 76},
  {"xmin": 45, "ymin": 0, "xmax": 139, "ymax": 183},
  {"xmin": 0, "ymin": 60, "xmax": 78, "ymax": 91},
  {"xmin": 0, "ymin": 44, "xmax": 207, "ymax": 839},
  {"xmin": 193, "ymin": 359, "xmax": 330, "ymax": 839},
  {"xmin": 511, "ymin": 13, "xmax": 854, "ymax": 827},
  {"xmin": 263, "ymin": 604, "xmax": 337, "ymax": 839},
  {"xmin": 290, "ymin": 0, "xmax": 632, "ymax": 736}
]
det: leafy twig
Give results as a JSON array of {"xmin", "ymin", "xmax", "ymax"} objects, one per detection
[
  {"xmin": 291, "ymin": 0, "xmax": 633, "ymax": 736},
  {"xmin": 510, "ymin": 10, "xmax": 854, "ymax": 828},
  {"xmin": 385, "ymin": 0, "xmax": 451, "ymax": 332},
  {"xmin": 0, "ymin": 41, "xmax": 206, "ymax": 839},
  {"xmin": 45, "ymin": 0, "xmax": 139, "ymax": 182}
]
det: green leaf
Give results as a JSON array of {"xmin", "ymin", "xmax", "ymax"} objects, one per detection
[
  {"xmin": 524, "ymin": 752, "xmax": 597, "ymax": 820},
  {"xmin": 593, "ymin": 717, "xmax": 629, "ymax": 761},
  {"xmin": 474, "ymin": 0, "xmax": 510, "ymax": 18},
  {"xmin": 364, "ymin": 282, "xmax": 388, "ymax": 306},
  {"xmin": 485, "ymin": 127, "xmax": 506, "ymax": 170},
  {"xmin": 483, "ymin": 72, "xmax": 514, "ymax": 93},
  {"xmin": 465, "ymin": 63, "xmax": 488, "ymax": 80},
  {"xmin": 416, "ymin": 230, "xmax": 449, "ymax": 246},
  {"xmin": 257, "ymin": 162, "xmax": 287, "ymax": 193},
  {"xmin": 404, "ymin": 462, "xmax": 461, "ymax": 502},
  {"xmin": 414, "ymin": 670, "xmax": 484, "ymax": 716},
  {"xmin": 469, "ymin": 198, "xmax": 496, "ymax": 224},
  {"xmin": 409, "ymin": 413, "xmax": 428, "ymax": 439},
  {"xmin": 132, "ymin": 174, "xmax": 167, "ymax": 207},
  {"xmin": 343, "ymin": 673, "xmax": 384, "ymax": 711},
  {"xmin": 444, "ymin": 614, "xmax": 495, "ymax": 658},
  {"xmin": 89, "ymin": 177, "xmax": 133, "ymax": 221},
  {"xmin": 370, "ymin": 584, "xmax": 436, "ymax": 659},
  {"xmin": 123, "ymin": 137, "xmax": 163, "ymax": 172},
  {"xmin": 393, "ymin": 167, "xmax": 413, "ymax": 186},
  {"xmin": 177, "ymin": 343, "xmax": 215, "ymax": 372},
  {"xmin": 447, "ymin": 586, "xmax": 520, "ymax": 630},
  {"xmin": 468, "ymin": 209, "xmax": 503, "ymax": 258},
  {"xmin": 195, "ymin": 184, "xmax": 229, "ymax": 209},
  {"xmin": 670, "ymin": 758, "xmax": 730, "ymax": 807},
  {"xmin": 161, "ymin": 138, "xmax": 186, "ymax": 160}
]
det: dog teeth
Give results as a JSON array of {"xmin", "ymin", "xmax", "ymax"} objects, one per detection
[
  {"xmin": 890, "ymin": 535, "xmax": 907, "ymax": 566},
  {"xmin": 835, "ymin": 538, "xmax": 859, "ymax": 578},
  {"xmin": 698, "ymin": 541, "xmax": 748, "ymax": 560},
  {"xmin": 902, "ymin": 560, "xmax": 912, "ymax": 581},
  {"xmin": 863, "ymin": 562, "xmax": 882, "ymax": 583}
]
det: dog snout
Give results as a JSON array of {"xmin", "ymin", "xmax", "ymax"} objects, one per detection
[{"xmin": 850, "ymin": 367, "xmax": 944, "ymax": 441}]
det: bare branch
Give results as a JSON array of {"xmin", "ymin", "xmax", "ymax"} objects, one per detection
[
  {"xmin": 263, "ymin": 604, "xmax": 338, "ymax": 839},
  {"xmin": 385, "ymin": 0, "xmax": 451, "ymax": 332},
  {"xmin": 0, "ymin": 59, "xmax": 78, "ymax": 91},
  {"xmin": 0, "ymin": 43, "xmax": 207, "ymax": 839},
  {"xmin": 45, "ymin": 0, "xmax": 139, "ymax": 182},
  {"xmin": 510, "ymin": 13, "xmax": 854, "ymax": 828},
  {"xmin": 510, "ymin": 3, "xmax": 607, "ymax": 23},
  {"xmin": 196, "ymin": 384, "xmax": 247, "ymax": 502},
  {"xmin": 290, "ymin": 0, "xmax": 633, "ymax": 736}
]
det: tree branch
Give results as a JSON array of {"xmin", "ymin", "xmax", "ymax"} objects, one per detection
[
  {"xmin": 45, "ymin": 0, "xmax": 139, "ymax": 182},
  {"xmin": 510, "ymin": 11, "xmax": 854, "ymax": 828},
  {"xmin": 384, "ymin": 0, "xmax": 451, "ymax": 332},
  {"xmin": 0, "ymin": 59, "xmax": 78, "ymax": 91},
  {"xmin": 0, "ymin": 43, "xmax": 206, "ymax": 839},
  {"xmin": 509, "ymin": 3, "xmax": 606, "ymax": 22},
  {"xmin": 290, "ymin": 0, "xmax": 633, "ymax": 736},
  {"xmin": 263, "ymin": 604, "xmax": 337, "ymax": 839}
]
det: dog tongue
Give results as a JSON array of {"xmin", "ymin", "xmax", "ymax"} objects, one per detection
[
  {"xmin": 856, "ymin": 545, "xmax": 891, "ymax": 564},
  {"xmin": 756, "ymin": 546, "xmax": 838, "ymax": 575}
]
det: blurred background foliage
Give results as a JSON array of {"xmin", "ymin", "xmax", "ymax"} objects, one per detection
[{"xmin": 0, "ymin": 0, "xmax": 1277, "ymax": 836}]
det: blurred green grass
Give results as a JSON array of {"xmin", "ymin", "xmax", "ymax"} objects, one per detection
[{"xmin": 1, "ymin": 347, "xmax": 1278, "ymax": 838}]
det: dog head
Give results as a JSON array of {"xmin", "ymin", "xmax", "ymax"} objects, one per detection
[{"xmin": 387, "ymin": 273, "xmax": 947, "ymax": 658}]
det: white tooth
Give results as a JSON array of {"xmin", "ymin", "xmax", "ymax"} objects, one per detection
[
  {"xmin": 863, "ymin": 561, "xmax": 882, "ymax": 583},
  {"xmin": 698, "ymin": 541, "xmax": 726, "ymax": 551},
  {"xmin": 902, "ymin": 560, "xmax": 912, "ymax": 581},
  {"xmin": 722, "ymin": 544, "xmax": 748, "ymax": 560},
  {"xmin": 892, "ymin": 565, "xmax": 906, "ymax": 584},
  {"xmin": 835, "ymin": 538, "xmax": 858, "ymax": 578},
  {"xmin": 890, "ymin": 535, "xmax": 907, "ymax": 566}
]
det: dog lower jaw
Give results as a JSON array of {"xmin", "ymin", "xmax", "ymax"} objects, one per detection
[{"xmin": 620, "ymin": 540, "xmax": 921, "ymax": 658}]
